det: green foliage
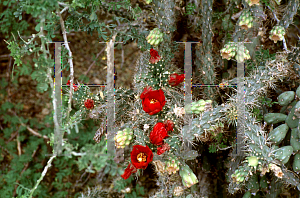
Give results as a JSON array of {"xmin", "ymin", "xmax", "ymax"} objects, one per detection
[
  {"xmin": 208, "ymin": 132, "xmax": 229, "ymax": 153},
  {"xmin": 184, "ymin": 3, "xmax": 196, "ymax": 16},
  {"xmin": 114, "ymin": 177, "xmax": 145, "ymax": 198},
  {"xmin": 245, "ymin": 48, "xmax": 276, "ymax": 74},
  {"xmin": 251, "ymin": 96, "xmax": 278, "ymax": 122}
]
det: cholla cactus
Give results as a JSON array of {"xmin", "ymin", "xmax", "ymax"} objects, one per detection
[
  {"xmin": 114, "ymin": 128, "xmax": 133, "ymax": 148},
  {"xmin": 146, "ymin": 28, "xmax": 164, "ymax": 47},
  {"xmin": 220, "ymin": 43, "xmax": 237, "ymax": 60},
  {"xmin": 246, "ymin": 0, "xmax": 260, "ymax": 6},
  {"xmin": 165, "ymin": 155, "xmax": 180, "ymax": 174},
  {"xmin": 269, "ymin": 26, "xmax": 286, "ymax": 43},
  {"xmin": 238, "ymin": 10, "xmax": 254, "ymax": 30},
  {"xmin": 179, "ymin": 164, "xmax": 199, "ymax": 188}
]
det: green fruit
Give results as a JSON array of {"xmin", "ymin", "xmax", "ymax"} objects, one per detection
[
  {"xmin": 268, "ymin": 123, "xmax": 289, "ymax": 145},
  {"xmin": 277, "ymin": 91, "xmax": 295, "ymax": 106},
  {"xmin": 293, "ymin": 153, "xmax": 300, "ymax": 172},
  {"xmin": 198, "ymin": 106, "xmax": 205, "ymax": 111},
  {"xmin": 242, "ymin": 191, "xmax": 252, "ymax": 198},
  {"xmin": 158, "ymin": 37, "xmax": 163, "ymax": 44},
  {"xmin": 274, "ymin": 146, "xmax": 293, "ymax": 164},
  {"xmin": 149, "ymin": 39, "xmax": 155, "ymax": 45},
  {"xmin": 197, "ymin": 99, "xmax": 206, "ymax": 105},
  {"xmin": 290, "ymin": 128, "xmax": 300, "ymax": 152},
  {"xmin": 237, "ymin": 176, "xmax": 244, "ymax": 182},
  {"xmin": 264, "ymin": 113, "xmax": 287, "ymax": 124},
  {"xmin": 247, "ymin": 156, "xmax": 259, "ymax": 167}
]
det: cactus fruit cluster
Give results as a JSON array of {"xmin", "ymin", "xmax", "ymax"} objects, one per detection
[
  {"xmin": 238, "ymin": 10, "xmax": 254, "ymax": 30},
  {"xmin": 220, "ymin": 42, "xmax": 250, "ymax": 63},
  {"xmin": 146, "ymin": 28, "xmax": 164, "ymax": 47},
  {"xmin": 114, "ymin": 128, "xmax": 133, "ymax": 148},
  {"xmin": 220, "ymin": 43, "xmax": 237, "ymax": 60},
  {"xmin": 179, "ymin": 164, "xmax": 199, "ymax": 188},
  {"xmin": 231, "ymin": 165, "xmax": 251, "ymax": 184},
  {"xmin": 269, "ymin": 26, "xmax": 286, "ymax": 43},
  {"xmin": 165, "ymin": 155, "xmax": 180, "ymax": 175}
]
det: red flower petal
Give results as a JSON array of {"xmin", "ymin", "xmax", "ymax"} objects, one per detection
[
  {"xmin": 150, "ymin": 123, "xmax": 169, "ymax": 145},
  {"xmin": 140, "ymin": 86, "xmax": 153, "ymax": 99},
  {"xmin": 148, "ymin": 101, "xmax": 162, "ymax": 113},
  {"xmin": 121, "ymin": 163, "xmax": 137, "ymax": 180},
  {"xmin": 142, "ymin": 98, "xmax": 151, "ymax": 112}
]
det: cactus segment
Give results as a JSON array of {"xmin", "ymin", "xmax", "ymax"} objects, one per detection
[
  {"xmin": 274, "ymin": 146, "xmax": 293, "ymax": 164},
  {"xmin": 179, "ymin": 164, "xmax": 199, "ymax": 188},
  {"xmin": 264, "ymin": 113, "xmax": 287, "ymax": 124},
  {"xmin": 268, "ymin": 123, "xmax": 289, "ymax": 145},
  {"xmin": 290, "ymin": 128, "xmax": 300, "ymax": 152},
  {"xmin": 242, "ymin": 191, "xmax": 252, "ymax": 198},
  {"xmin": 293, "ymin": 153, "xmax": 300, "ymax": 173},
  {"xmin": 260, "ymin": 175, "xmax": 268, "ymax": 189},
  {"xmin": 296, "ymin": 85, "xmax": 300, "ymax": 98},
  {"xmin": 277, "ymin": 91, "xmax": 295, "ymax": 106},
  {"xmin": 247, "ymin": 173, "xmax": 260, "ymax": 193},
  {"xmin": 285, "ymin": 103, "xmax": 300, "ymax": 128},
  {"xmin": 294, "ymin": 101, "xmax": 300, "ymax": 118}
]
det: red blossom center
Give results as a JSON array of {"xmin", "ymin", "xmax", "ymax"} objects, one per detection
[
  {"xmin": 150, "ymin": 99, "xmax": 158, "ymax": 104},
  {"xmin": 137, "ymin": 153, "xmax": 147, "ymax": 163}
]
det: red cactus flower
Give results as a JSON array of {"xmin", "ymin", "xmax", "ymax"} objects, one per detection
[
  {"xmin": 131, "ymin": 145, "xmax": 153, "ymax": 169},
  {"xmin": 157, "ymin": 143, "xmax": 171, "ymax": 155},
  {"xmin": 168, "ymin": 73, "xmax": 185, "ymax": 87},
  {"xmin": 163, "ymin": 120, "xmax": 174, "ymax": 132},
  {"xmin": 140, "ymin": 86, "xmax": 166, "ymax": 115},
  {"xmin": 150, "ymin": 122, "xmax": 169, "ymax": 146},
  {"xmin": 84, "ymin": 99, "xmax": 94, "ymax": 110},
  {"xmin": 149, "ymin": 48, "xmax": 161, "ymax": 64},
  {"xmin": 121, "ymin": 163, "xmax": 137, "ymax": 180}
]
